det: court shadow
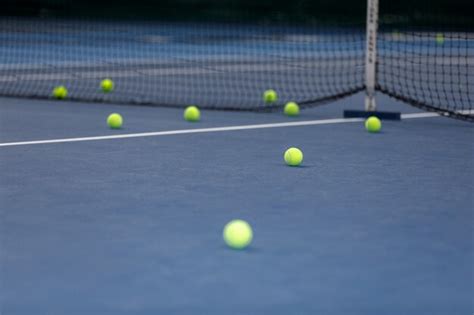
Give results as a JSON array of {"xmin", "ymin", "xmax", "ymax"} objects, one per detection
[
  {"xmin": 368, "ymin": 131, "xmax": 386, "ymax": 135},
  {"xmin": 220, "ymin": 245, "xmax": 262, "ymax": 254},
  {"xmin": 272, "ymin": 163, "xmax": 314, "ymax": 168}
]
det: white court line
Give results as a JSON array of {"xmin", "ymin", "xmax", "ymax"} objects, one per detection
[
  {"xmin": 401, "ymin": 112, "xmax": 439, "ymax": 119},
  {"xmin": 0, "ymin": 118, "xmax": 362, "ymax": 147},
  {"xmin": 0, "ymin": 111, "xmax": 465, "ymax": 148}
]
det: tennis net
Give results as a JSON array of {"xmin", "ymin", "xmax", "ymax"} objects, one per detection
[
  {"xmin": 0, "ymin": 0, "xmax": 472, "ymax": 120},
  {"xmin": 376, "ymin": 0, "xmax": 474, "ymax": 120}
]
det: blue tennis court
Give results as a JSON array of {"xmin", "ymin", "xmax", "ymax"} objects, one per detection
[{"xmin": 1, "ymin": 93, "xmax": 472, "ymax": 314}]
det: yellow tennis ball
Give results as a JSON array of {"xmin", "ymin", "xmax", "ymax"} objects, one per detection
[
  {"xmin": 263, "ymin": 89, "xmax": 278, "ymax": 103},
  {"xmin": 436, "ymin": 33, "xmax": 445, "ymax": 45},
  {"xmin": 52, "ymin": 85, "xmax": 68, "ymax": 99},
  {"xmin": 107, "ymin": 113, "xmax": 123, "ymax": 129},
  {"xmin": 223, "ymin": 219, "xmax": 253, "ymax": 250},
  {"xmin": 392, "ymin": 30, "xmax": 403, "ymax": 41},
  {"xmin": 101, "ymin": 78, "xmax": 114, "ymax": 92},
  {"xmin": 184, "ymin": 106, "xmax": 200, "ymax": 122},
  {"xmin": 284, "ymin": 147, "xmax": 303, "ymax": 166},
  {"xmin": 284, "ymin": 102, "xmax": 300, "ymax": 116},
  {"xmin": 365, "ymin": 116, "xmax": 381, "ymax": 133}
]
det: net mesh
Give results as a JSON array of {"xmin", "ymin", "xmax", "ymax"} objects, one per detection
[
  {"xmin": 0, "ymin": 18, "xmax": 365, "ymax": 110},
  {"xmin": 0, "ymin": 1, "xmax": 473, "ymax": 120},
  {"xmin": 377, "ymin": 2, "xmax": 473, "ymax": 120}
]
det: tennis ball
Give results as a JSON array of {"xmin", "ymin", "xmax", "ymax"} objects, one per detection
[
  {"xmin": 284, "ymin": 102, "xmax": 300, "ymax": 116},
  {"xmin": 365, "ymin": 116, "xmax": 381, "ymax": 133},
  {"xmin": 184, "ymin": 106, "xmax": 200, "ymax": 122},
  {"xmin": 392, "ymin": 30, "xmax": 402, "ymax": 41},
  {"xmin": 436, "ymin": 33, "xmax": 445, "ymax": 45},
  {"xmin": 52, "ymin": 86, "xmax": 68, "ymax": 99},
  {"xmin": 284, "ymin": 147, "xmax": 303, "ymax": 166},
  {"xmin": 263, "ymin": 89, "xmax": 278, "ymax": 103},
  {"xmin": 101, "ymin": 78, "xmax": 114, "ymax": 93},
  {"xmin": 107, "ymin": 113, "xmax": 123, "ymax": 129},
  {"xmin": 223, "ymin": 219, "xmax": 253, "ymax": 250}
]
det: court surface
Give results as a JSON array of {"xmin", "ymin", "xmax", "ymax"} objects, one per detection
[{"xmin": 0, "ymin": 93, "xmax": 472, "ymax": 315}]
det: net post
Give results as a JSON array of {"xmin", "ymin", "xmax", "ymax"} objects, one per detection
[
  {"xmin": 344, "ymin": 0, "xmax": 400, "ymax": 120},
  {"xmin": 365, "ymin": 0, "xmax": 378, "ymax": 111}
]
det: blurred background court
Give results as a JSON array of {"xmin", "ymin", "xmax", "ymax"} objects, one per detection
[{"xmin": 0, "ymin": 0, "xmax": 473, "ymax": 314}]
